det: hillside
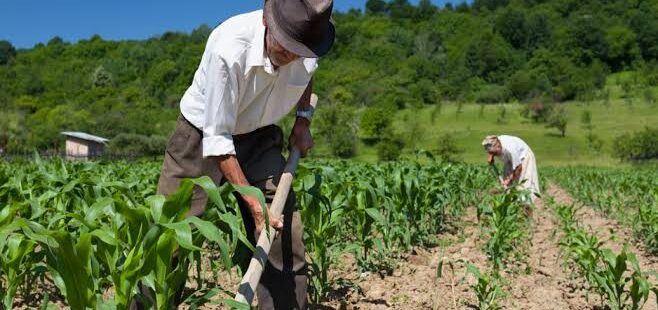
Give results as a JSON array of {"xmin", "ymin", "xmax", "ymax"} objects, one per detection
[{"xmin": 0, "ymin": 0, "xmax": 657, "ymax": 164}]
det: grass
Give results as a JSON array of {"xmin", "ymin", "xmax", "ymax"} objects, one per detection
[
  {"xmin": 306, "ymin": 71, "xmax": 658, "ymax": 167},
  {"xmin": 332, "ymin": 96, "xmax": 656, "ymax": 166},
  {"xmin": 388, "ymin": 99, "xmax": 658, "ymax": 166}
]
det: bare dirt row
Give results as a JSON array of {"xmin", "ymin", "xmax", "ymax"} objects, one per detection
[{"xmin": 315, "ymin": 183, "xmax": 658, "ymax": 309}]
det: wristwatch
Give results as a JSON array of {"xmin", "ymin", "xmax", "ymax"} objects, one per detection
[{"xmin": 296, "ymin": 107, "xmax": 314, "ymax": 122}]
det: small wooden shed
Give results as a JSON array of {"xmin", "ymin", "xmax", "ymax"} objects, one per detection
[{"xmin": 61, "ymin": 131, "xmax": 109, "ymax": 160}]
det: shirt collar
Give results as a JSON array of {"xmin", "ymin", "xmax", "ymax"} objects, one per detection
[{"xmin": 245, "ymin": 12, "xmax": 277, "ymax": 75}]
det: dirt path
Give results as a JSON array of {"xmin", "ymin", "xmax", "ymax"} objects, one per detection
[
  {"xmin": 317, "ymin": 207, "xmax": 488, "ymax": 309},
  {"xmin": 317, "ymin": 195, "xmax": 592, "ymax": 310},
  {"xmin": 499, "ymin": 196, "xmax": 590, "ymax": 310},
  {"xmin": 547, "ymin": 183, "xmax": 658, "ymax": 310}
]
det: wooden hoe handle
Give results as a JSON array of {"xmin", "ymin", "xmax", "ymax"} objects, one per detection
[{"xmin": 234, "ymin": 146, "xmax": 302, "ymax": 305}]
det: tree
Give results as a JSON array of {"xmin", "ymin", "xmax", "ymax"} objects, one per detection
[
  {"xmin": 629, "ymin": 11, "xmax": 658, "ymax": 61},
  {"xmin": 92, "ymin": 65, "xmax": 114, "ymax": 88},
  {"xmin": 0, "ymin": 40, "xmax": 16, "ymax": 65},
  {"xmin": 613, "ymin": 127, "xmax": 658, "ymax": 161},
  {"xmin": 377, "ymin": 129, "xmax": 405, "ymax": 161},
  {"xmin": 388, "ymin": 0, "xmax": 415, "ymax": 19},
  {"xmin": 190, "ymin": 24, "xmax": 212, "ymax": 43},
  {"xmin": 417, "ymin": 0, "xmax": 438, "ymax": 19},
  {"xmin": 360, "ymin": 107, "xmax": 392, "ymax": 140},
  {"xmin": 605, "ymin": 25, "xmax": 639, "ymax": 70},
  {"xmin": 365, "ymin": 0, "xmax": 387, "ymax": 15},
  {"xmin": 436, "ymin": 133, "xmax": 463, "ymax": 161},
  {"xmin": 545, "ymin": 105, "xmax": 567, "ymax": 137},
  {"xmin": 565, "ymin": 15, "xmax": 608, "ymax": 65},
  {"xmin": 315, "ymin": 103, "xmax": 358, "ymax": 158},
  {"xmin": 0, "ymin": 111, "xmax": 25, "ymax": 152},
  {"xmin": 495, "ymin": 8, "xmax": 528, "ymax": 49},
  {"xmin": 108, "ymin": 133, "xmax": 167, "ymax": 157},
  {"xmin": 465, "ymin": 32, "xmax": 517, "ymax": 83},
  {"xmin": 473, "ymin": 0, "xmax": 509, "ymax": 11},
  {"xmin": 520, "ymin": 101, "xmax": 551, "ymax": 123},
  {"xmin": 526, "ymin": 11, "xmax": 553, "ymax": 52},
  {"xmin": 580, "ymin": 109, "xmax": 602, "ymax": 151}
]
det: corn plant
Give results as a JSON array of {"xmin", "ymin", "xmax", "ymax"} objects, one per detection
[
  {"xmin": 593, "ymin": 248, "xmax": 656, "ymax": 310},
  {"xmin": 1, "ymin": 157, "xmax": 497, "ymax": 308},
  {"xmin": 294, "ymin": 167, "xmax": 342, "ymax": 303},
  {"xmin": 545, "ymin": 167, "xmax": 658, "ymax": 254},
  {"xmin": 0, "ymin": 233, "xmax": 37, "ymax": 309},
  {"xmin": 480, "ymin": 187, "xmax": 528, "ymax": 270},
  {"xmin": 465, "ymin": 264, "xmax": 503, "ymax": 310},
  {"xmin": 552, "ymin": 200, "xmax": 658, "ymax": 310},
  {"xmin": 0, "ymin": 158, "xmax": 255, "ymax": 309}
]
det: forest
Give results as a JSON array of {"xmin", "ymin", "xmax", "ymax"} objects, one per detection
[{"xmin": 0, "ymin": 0, "xmax": 657, "ymax": 159}]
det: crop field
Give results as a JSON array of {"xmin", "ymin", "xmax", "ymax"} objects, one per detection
[{"xmin": 1, "ymin": 158, "xmax": 657, "ymax": 309}]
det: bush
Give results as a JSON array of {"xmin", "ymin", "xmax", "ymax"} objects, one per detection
[
  {"xmin": 376, "ymin": 130, "xmax": 405, "ymax": 161},
  {"xmin": 506, "ymin": 70, "xmax": 550, "ymax": 101},
  {"xmin": 0, "ymin": 40, "xmax": 17, "ymax": 65},
  {"xmin": 360, "ymin": 107, "xmax": 392, "ymax": 139},
  {"xmin": 108, "ymin": 133, "xmax": 167, "ymax": 157},
  {"xmin": 613, "ymin": 127, "xmax": 658, "ymax": 161},
  {"xmin": 315, "ymin": 103, "xmax": 358, "ymax": 158},
  {"xmin": 475, "ymin": 84, "xmax": 509, "ymax": 104},
  {"xmin": 520, "ymin": 101, "xmax": 551, "ymax": 123},
  {"xmin": 545, "ymin": 105, "xmax": 568, "ymax": 137},
  {"xmin": 436, "ymin": 133, "xmax": 463, "ymax": 162}
]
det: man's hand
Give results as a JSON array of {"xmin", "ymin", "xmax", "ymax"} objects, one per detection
[
  {"xmin": 216, "ymin": 155, "xmax": 283, "ymax": 233},
  {"xmin": 487, "ymin": 153, "xmax": 495, "ymax": 165},
  {"xmin": 244, "ymin": 195, "xmax": 283, "ymax": 233},
  {"xmin": 289, "ymin": 117, "xmax": 314, "ymax": 157}
]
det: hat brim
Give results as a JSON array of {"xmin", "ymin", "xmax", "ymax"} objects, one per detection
[{"xmin": 264, "ymin": 1, "xmax": 335, "ymax": 58}]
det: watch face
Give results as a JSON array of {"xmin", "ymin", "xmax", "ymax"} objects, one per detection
[{"xmin": 297, "ymin": 110, "xmax": 313, "ymax": 120}]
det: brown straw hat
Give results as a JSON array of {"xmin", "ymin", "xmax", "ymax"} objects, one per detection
[{"xmin": 264, "ymin": 0, "xmax": 335, "ymax": 58}]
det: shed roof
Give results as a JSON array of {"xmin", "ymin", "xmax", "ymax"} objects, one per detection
[{"xmin": 61, "ymin": 132, "xmax": 109, "ymax": 144}]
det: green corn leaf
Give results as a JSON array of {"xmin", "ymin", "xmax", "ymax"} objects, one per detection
[
  {"xmin": 84, "ymin": 197, "xmax": 114, "ymax": 224},
  {"xmin": 161, "ymin": 222, "xmax": 200, "ymax": 251},
  {"xmin": 45, "ymin": 231, "xmax": 96, "ymax": 310},
  {"xmin": 191, "ymin": 176, "xmax": 227, "ymax": 212},
  {"xmin": 154, "ymin": 230, "xmax": 178, "ymax": 309},
  {"xmin": 90, "ymin": 227, "xmax": 118, "ymax": 246},
  {"xmin": 365, "ymin": 208, "xmax": 386, "ymax": 225},
  {"xmin": 220, "ymin": 298, "xmax": 252, "ymax": 310},
  {"xmin": 147, "ymin": 194, "xmax": 166, "ymax": 224},
  {"xmin": 162, "ymin": 179, "xmax": 194, "ymax": 223},
  {"xmin": 184, "ymin": 216, "xmax": 233, "ymax": 270}
]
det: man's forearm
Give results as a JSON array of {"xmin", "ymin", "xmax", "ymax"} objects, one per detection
[
  {"xmin": 215, "ymin": 154, "xmax": 282, "ymax": 232},
  {"xmin": 216, "ymin": 155, "xmax": 250, "ymax": 189}
]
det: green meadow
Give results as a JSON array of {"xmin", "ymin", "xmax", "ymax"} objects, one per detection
[{"xmin": 387, "ymin": 99, "xmax": 656, "ymax": 166}]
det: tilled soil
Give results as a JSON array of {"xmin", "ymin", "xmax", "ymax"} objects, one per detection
[
  {"xmin": 498, "ymin": 195, "xmax": 591, "ymax": 310},
  {"xmin": 547, "ymin": 183, "xmax": 658, "ymax": 310},
  {"xmin": 316, "ymin": 207, "xmax": 488, "ymax": 310},
  {"xmin": 316, "ymin": 193, "xmax": 595, "ymax": 309},
  {"xmin": 312, "ymin": 184, "xmax": 658, "ymax": 310}
]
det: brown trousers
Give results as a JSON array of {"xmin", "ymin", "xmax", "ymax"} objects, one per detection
[{"xmin": 140, "ymin": 114, "xmax": 308, "ymax": 309}]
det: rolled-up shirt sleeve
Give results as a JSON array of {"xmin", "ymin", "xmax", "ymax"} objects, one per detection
[{"xmin": 202, "ymin": 53, "xmax": 239, "ymax": 158}]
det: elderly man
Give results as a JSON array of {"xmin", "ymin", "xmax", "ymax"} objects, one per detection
[
  {"xmin": 482, "ymin": 135, "xmax": 540, "ymax": 202},
  {"xmin": 142, "ymin": 0, "xmax": 334, "ymax": 309}
]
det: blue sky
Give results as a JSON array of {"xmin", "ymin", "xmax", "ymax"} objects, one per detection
[{"xmin": 0, "ymin": 0, "xmax": 457, "ymax": 49}]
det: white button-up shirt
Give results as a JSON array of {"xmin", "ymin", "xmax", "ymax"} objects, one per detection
[
  {"xmin": 498, "ymin": 135, "xmax": 530, "ymax": 171},
  {"xmin": 180, "ymin": 10, "xmax": 318, "ymax": 158}
]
